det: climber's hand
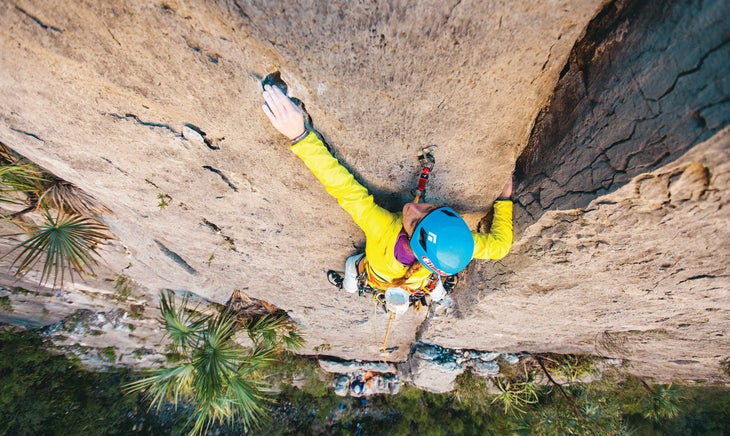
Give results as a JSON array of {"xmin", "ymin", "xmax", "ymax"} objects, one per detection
[
  {"xmin": 499, "ymin": 173, "xmax": 513, "ymax": 199},
  {"xmin": 262, "ymin": 85, "xmax": 306, "ymax": 140}
]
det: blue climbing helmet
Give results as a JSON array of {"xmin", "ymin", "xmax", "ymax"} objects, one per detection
[{"xmin": 409, "ymin": 206, "xmax": 474, "ymax": 276}]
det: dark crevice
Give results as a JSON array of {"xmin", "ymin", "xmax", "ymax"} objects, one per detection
[
  {"xmin": 653, "ymin": 38, "xmax": 730, "ymax": 102},
  {"xmin": 201, "ymin": 218, "xmax": 237, "ymax": 250},
  {"xmin": 514, "ymin": 0, "xmax": 727, "ymax": 233},
  {"xmin": 154, "ymin": 240, "xmax": 198, "ymax": 275},
  {"xmin": 202, "ymin": 165, "xmax": 238, "ymax": 192},
  {"xmin": 185, "ymin": 40, "xmax": 220, "ymax": 64},
  {"xmin": 184, "ymin": 123, "xmax": 219, "ymax": 150},
  {"xmin": 106, "ymin": 113, "xmax": 180, "ymax": 136},
  {"xmin": 107, "ymin": 113, "xmax": 222, "ymax": 151},
  {"xmin": 144, "ymin": 178, "xmax": 161, "ymax": 189},
  {"xmin": 15, "ymin": 6, "xmax": 63, "ymax": 33},
  {"xmin": 231, "ymin": 1, "xmax": 252, "ymax": 21},
  {"xmin": 678, "ymin": 274, "xmax": 729, "ymax": 285},
  {"xmin": 100, "ymin": 157, "xmax": 129, "ymax": 176},
  {"xmin": 9, "ymin": 127, "xmax": 44, "ymax": 142}
]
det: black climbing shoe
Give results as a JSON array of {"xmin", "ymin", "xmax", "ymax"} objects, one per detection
[
  {"xmin": 327, "ymin": 270, "xmax": 344, "ymax": 289},
  {"xmin": 443, "ymin": 275, "xmax": 458, "ymax": 292}
]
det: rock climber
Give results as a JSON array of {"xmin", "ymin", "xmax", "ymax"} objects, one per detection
[{"xmin": 262, "ymin": 82, "xmax": 513, "ymax": 313}]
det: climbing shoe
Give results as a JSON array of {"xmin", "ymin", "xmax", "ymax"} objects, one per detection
[{"xmin": 443, "ymin": 275, "xmax": 458, "ymax": 292}]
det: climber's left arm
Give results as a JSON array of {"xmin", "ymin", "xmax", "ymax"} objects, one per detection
[{"xmin": 472, "ymin": 175, "xmax": 514, "ymax": 260}]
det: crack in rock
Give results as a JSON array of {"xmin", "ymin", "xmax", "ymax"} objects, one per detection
[
  {"xmin": 653, "ymin": 38, "xmax": 730, "ymax": 101},
  {"xmin": 9, "ymin": 127, "xmax": 44, "ymax": 142},
  {"xmin": 15, "ymin": 6, "xmax": 63, "ymax": 33},
  {"xmin": 201, "ymin": 218, "xmax": 236, "ymax": 250},
  {"xmin": 202, "ymin": 165, "xmax": 238, "ymax": 192},
  {"xmin": 106, "ymin": 113, "xmax": 179, "ymax": 135},
  {"xmin": 153, "ymin": 240, "xmax": 198, "ymax": 275},
  {"xmin": 183, "ymin": 123, "xmax": 219, "ymax": 150}
]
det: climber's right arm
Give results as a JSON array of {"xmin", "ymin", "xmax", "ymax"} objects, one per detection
[
  {"xmin": 262, "ymin": 85, "xmax": 395, "ymax": 231},
  {"xmin": 290, "ymin": 132, "xmax": 395, "ymax": 230}
]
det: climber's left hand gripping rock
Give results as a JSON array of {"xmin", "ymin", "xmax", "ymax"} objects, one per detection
[{"xmin": 262, "ymin": 85, "xmax": 306, "ymax": 140}]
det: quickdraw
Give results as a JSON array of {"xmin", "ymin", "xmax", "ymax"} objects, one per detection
[{"xmin": 413, "ymin": 146, "xmax": 436, "ymax": 204}]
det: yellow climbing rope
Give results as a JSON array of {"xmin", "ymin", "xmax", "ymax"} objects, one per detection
[{"xmin": 381, "ymin": 311, "xmax": 395, "ymax": 359}]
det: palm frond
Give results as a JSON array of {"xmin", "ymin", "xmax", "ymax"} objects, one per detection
[
  {"xmin": 193, "ymin": 311, "xmax": 244, "ymax": 402},
  {"xmin": 124, "ymin": 363, "xmax": 195, "ymax": 411},
  {"xmin": 38, "ymin": 180, "xmax": 110, "ymax": 215},
  {"xmin": 4, "ymin": 209, "xmax": 111, "ymax": 287},
  {"xmin": 159, "ymin": 290, "xmax": 209, "ymax": 353},
  {"xmin": 491, "ymin": 374, "xmax": 540, "ymax": 416},
  {"xmin": 238, "ymin": 342, "xmax": 278, "ymax": 376},
  {"xmin": 642, "ymin": 383, "xmax": 684, "ymax": 421},
  {"xmin": 226, "ymin": 376, "xmax": 272, "ymax": 430},
  {"xmin": 282, "ymin": 329, "xmax": 305, "ymax": 352},
  {"xmin": 0, "ymin": 142, "xmax": 17, "ymax": 165},
  {"xmin": 0, "ymin": 163, "xmax": 46, "ymax": 206},
  {"xmin": 244, "ymin": 313, "xmax": 297, "ymax": 349}
]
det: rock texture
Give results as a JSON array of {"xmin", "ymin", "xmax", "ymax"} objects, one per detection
[
  {"xmin": 421, "ymin": 0, "xmax": 730, "ymax": 383},
  {"xmin": 0, "ymin": 0, "xmax": 728, "ymax": 384},
  {"xmin": 0, "ymin": 0, "xmax": 602, "ymax": 361},
  {"xmin": 426, "ymin": 127, "xmax": 730, "ymax": 382}
]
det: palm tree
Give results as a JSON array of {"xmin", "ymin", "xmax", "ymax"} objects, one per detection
[
  {"xmin": 0, "ymin": 144, "xmax": 112, "ymax": 289},
  {"xmin": 4, "ymin": 209, "xmax": 111, "ymax": 288},
  {"xmin": 125, "ymin": 290, "xmax": 304, "ymax": 435}
]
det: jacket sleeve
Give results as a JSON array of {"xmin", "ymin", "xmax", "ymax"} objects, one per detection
[
  {"xmin": 472, "ymin": 200, "xmax": 513, "ymax": 260},
  {"xmin": 290, "ymin": 131, "xmax": 396, "ymax": 232}
]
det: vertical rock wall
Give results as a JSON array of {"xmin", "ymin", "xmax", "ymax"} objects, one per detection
[
  {"xmin": 0, "ymin": 0, "xmax": 602, "ymax": 362},
  {"xmin": 423, "ymin": 0, "xmax": 730, "ymax": 382}
]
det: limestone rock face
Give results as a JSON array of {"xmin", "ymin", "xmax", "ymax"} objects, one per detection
[
  {"xmin": 0, "ymin": 0, "xmax": 601, "ymax": 361},
  {"xmin": 424, "ymin": 127, "xmax": 730, "ymax": 382},
  {"xmin": 420, "ymin": 0, "xmax": 730, "ymax": 383},
  {"xmin": 405, "ymin": 343, "xmax": 465, "ymax": 393},
  {"xmin": 0, "ymin": 0, "xmax": 728, "ymax": 384}
]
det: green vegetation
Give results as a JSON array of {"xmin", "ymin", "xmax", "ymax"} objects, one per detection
[
  {"xmin": 124, "ymin": 290, "xmax": 305, "ymax": 435},
  {"xmin": 492, "ymin": 369, "xmax": 540, "ymax": 416},
  {"xmin": 5, "ymin": 209, "xmax": 110, "ymax": 288},
  {"xmin": 113, "ymin": 274, "xmax": 133, "ymax": 301},
  {"xmin": 0, "ymin": 295, "xmax": 12, "ymax": 312},
  {"xmin": 0, "ymin": 142, "xmax": 113, "ymax": 289},
  {"xmin": 1, "ymin": 334, "xmax": 729, "ymax": 435},
  {"xmin": 157, "ymin": 192, "xmax": 171, "ymax": 210},
  {"xmin": 0, "ymin": 328, "xmax": 173, "ymax": 434},
  {"xmin": 102, "ymin": 346, "xmax": 117, "ymax": 363}
]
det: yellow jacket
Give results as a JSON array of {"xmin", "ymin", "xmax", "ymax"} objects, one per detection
[{"xmin": 291, "ymin": 131, "xmax": 513, "ymax": 291}]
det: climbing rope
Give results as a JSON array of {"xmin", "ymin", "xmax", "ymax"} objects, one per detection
[{"xmin": 381, "ymin": 311, "xmax": 395, "ymax": 359}]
